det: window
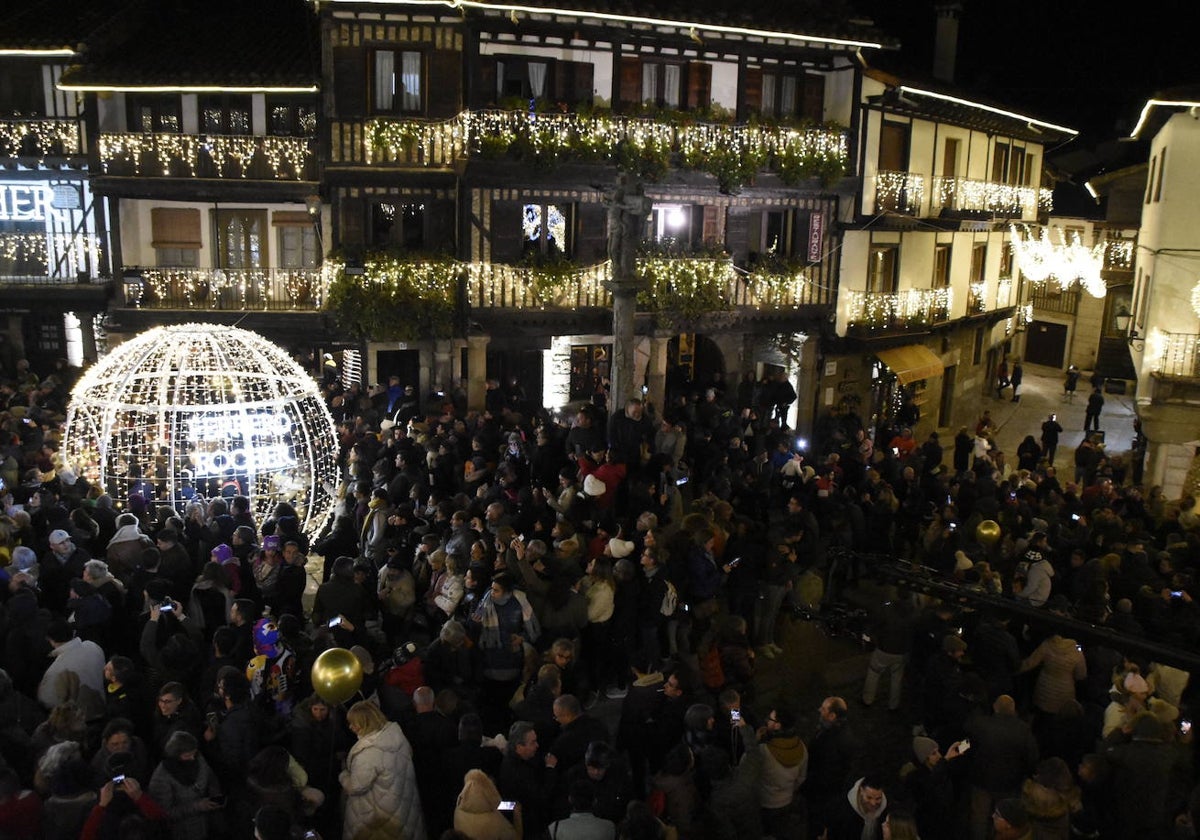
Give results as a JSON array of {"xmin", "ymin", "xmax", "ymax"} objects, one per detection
[
  {"xmin": 933, "ymin": 244, "xmax": 951, "ymax": 288},
  {"xmin": 523, "ymin": 203, "xmax": 568, "ymax": 257},
  {"xmin": 1000, "ymin": 242, "xmax": 1014, "ymax": 276},
  {"xmin": 213, "ymin": 209, "xmax": 266, "ymax": 268},
  {"xmin": 943, "ymin": 138, "xmax": 960, "ymax": 177},
  {"xmin": 497, "ymin": 57, "xmax": 551, "ymax": 100},
  {"xmin": 757, "ymin": 70, "xmax": 822, "ymax": 121},
  {"xmin": 151, "ymin": 208, "xmax": 201, "ymax": 267},
  {"xmin": 867, "ymin": 245, "xmax": 898, "ymax": 293},
  {"xmin": 752, "ymin": 209, "xmax": 794, "ymax": 256},
  {"xmin": 648, "ymin": 203, "xmax": 691, "ymax": 246},
  {"xmin": 127, "ymin": 95, "xmax": 181, "ymax": 132},
  {"xmin": 971, "ymin": 243, "xmax": 987, "ymax": 283},
  {"xmin": 371, "ymin": 201, "xmax": 425, "ymax": 250},
  {"xmin": 878, "ymin": 122, "xmax": 908, "ymax": 172},
  {"xmin": 200, "ymin": 96, "xmax": 251, "ymax": 135},
  {"xmin": 973, "ymin": 327, "xmax": 985, "ymax": 365},
  {"xmin": 268, "ymin": 99, "xmax": 317, "ymax": 136},
  {"xmin": 278, "ymin": 226, "xmax": 318, "ymax": 268},
  {"xmin": 640, "ymin": 62, "xmax": 682, "ymax": 108},
  {"xmin": 991, "ymin": 142, "xmax": 1028, "ymax": 185},
  {"xmin": 0, "ymin": 62, "xmax": 44, "ymax": 114},
  {"xmin": 569, "ymin": 344, "xmax": 610, "ymax": 401},
  {"xmin": 1154, "ymin": 147, "xmax": 1166, "ymax": 202},
  {"xmin": 372, "ymin": 49, "xmax": 423, "ymax": 113}
]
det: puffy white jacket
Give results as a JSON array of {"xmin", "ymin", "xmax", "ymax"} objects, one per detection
[{"xmin": 340, "ymin": 721, "xmax": 426, "ymax": 840}]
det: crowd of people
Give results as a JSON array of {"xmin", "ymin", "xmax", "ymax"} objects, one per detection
[{"xmin": 0, "ymin": 352, "xmax": 1198, "ymax": 840}]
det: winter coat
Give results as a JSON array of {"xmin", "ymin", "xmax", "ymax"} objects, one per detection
[
  {"xmin": 1019, "ymin": 636, "xmax": 1086, "ymax": 715},
  {"xmin": 340, "ymin": 721, "xmax": 426, "ymax": 840},
  {"xmin": 147, "ymin": 756, "xmax": 222, "ymax": 840},
  {"xmin": 453, "ymin": 768, "xmax": 518, "ymax": 840},
  {"xmin": 37, "ymin": 637, "xmax": 106, "ymax": 719},
  {"xmin": 759, "ymin": 734, "xmax": 808, "ymax": 809}
]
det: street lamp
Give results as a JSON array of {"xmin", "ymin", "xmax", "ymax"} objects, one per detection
[{"xmin": 1113, "ymin": 305, "xmax": 1144, "ymax": 350}]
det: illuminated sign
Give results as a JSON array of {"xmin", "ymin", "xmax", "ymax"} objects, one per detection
[
  {"xmin": 186, "ymin": 412, "xmax": 298, "ymax": 476},
  {"xmin": 0, "ymin": 183, "xmax": 54, "ymax": 222}
]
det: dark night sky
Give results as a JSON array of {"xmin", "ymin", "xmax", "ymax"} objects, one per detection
[{"xmin": 852, "ymin": 0, "xmax": 1195, "ymax": 143}]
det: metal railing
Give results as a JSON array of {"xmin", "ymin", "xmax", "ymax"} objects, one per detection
[
  {"xmin": 121, "ymin": 267, "xmax": 327, "ymax": 310},
  {"xmin": 1153, "ymin": 332, "xmax": 1200, "ymax": 378},
  {"xmin": 931, "ymin": 175, "xmax": 1052, "ymax": 217},
  {"xmin": 0, "ymin": 118, "xmax": 83, "ymax": 157},
  {"xmin": 874, "ymin": 170, "xmax": 925, "ymax": 215},
  {"xmin": 98, "ymin": 133, "xmax": 317, "ymax": 180},
  {"xmin": 845, "ymin": 287, "xmax": 952, "ymax": 329}
]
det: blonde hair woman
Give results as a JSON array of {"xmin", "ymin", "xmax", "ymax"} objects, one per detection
[
  {"xmin": 453, "ymin": 768, "xmax": 520, "ymax": 839},
  {"xmin": 340, "ymin": 700, "xmax": 426, "ymax": 840}
]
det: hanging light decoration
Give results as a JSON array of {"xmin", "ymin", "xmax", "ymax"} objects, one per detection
[
  {"xmin": 1191, "ymin": 280, "xmax": 1200, "ymax": 319},
  {"xmin": 62, "ymin": 323, "xmax": 339, "ymax": 538},
  {"xmin": 1010, "ymin": 224, "xmax": 1107, "ymax": 298}
]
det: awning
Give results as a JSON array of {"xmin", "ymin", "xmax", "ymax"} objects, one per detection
[{"xmin": 875, "ymin": 344, "xmax": 944, "ymax": 385}]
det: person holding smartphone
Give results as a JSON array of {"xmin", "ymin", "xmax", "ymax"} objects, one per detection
[
  {"xmin": 148, "ymin": 731, "xmax": 224, "ymax": 839},
  {"xmin": 452, "ymin": 769, "xmax": 520, "ymax": 839}
]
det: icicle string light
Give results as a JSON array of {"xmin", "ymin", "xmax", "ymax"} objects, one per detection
[
  {"xmin": 874, "ymin": 170, "xmax": 924, "ymax": 214},
  {"xmin": 129, "ymin": 267, "xmax": 327, "ymax": 310},
  {"xmin": 98, "ymin": 133, "xmax": 314, "ymax": 179},
  {"xmin": 932, "ymin": 175, "xmax": 1052, "ymax": 216},
  {"xmin": 368, "ymin": 109, "xmax": 848, "ymax": 175},
  {"xmin": 0, "ymin": 118, "xmax": 82, "ymax": 157},
  {"xmin": 846, "ymin": 287, "xmax": 952, "ymax": 328},
  {"xmin": 0, "ymin": 232, "xmax": 103, "ymax": 272}
]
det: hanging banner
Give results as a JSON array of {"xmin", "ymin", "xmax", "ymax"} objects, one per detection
[{"xmin": 807, "ymin": 211, "xmax": 824, "ymax": 263}]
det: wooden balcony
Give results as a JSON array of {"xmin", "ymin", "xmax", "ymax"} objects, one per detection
[
  {"xmin": 1030, "ymin": 285, "xmax": 1081, "ymax": 316},
  {"xmin": 98, "ymin": 134, "xmax": 317, "ymax": 181},
  {"xmin": 0, "ymin": 118, "xmax": 83, "ymax": 159},
  {"xmin": 120, "ymin": 267, "xmax": 327, "ymax": 311},
  {"xmin": 337, "ymin": 110, "xmax": 849, "ymax": 189},
  {"xmin": 1152, "ymin": 332, "xmax": 1200, "ymax": 379},
  {"xmin": 931, "ymin": 175, "xmax": 1052, "ymax": 217},
  {"xmin": 845, "ymin": 287, "xmax": 952, "ymax": 332}
]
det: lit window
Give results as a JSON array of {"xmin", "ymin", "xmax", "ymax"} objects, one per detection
[{"xmin": 523, "ymin": 203, "xmax": 568, "ymax": 256}]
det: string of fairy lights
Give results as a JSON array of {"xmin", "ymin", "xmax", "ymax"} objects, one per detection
[
  {"xmin": 0, "ymin": 232, "xmax": 103, "ymax": 271},
  {"xmin": 130, "ymin": 267, "xmax": 326, "ymax": 309},
  {"xmin": 874, "ymin": 170, "xmax": 925, "ymax": 214},
  {"xmin": 845, "ymin": 287, "xmax": 953, "ymax": 328},
  {"xmin": 368, "ymin": 109, "xmax": 848, "ymax": 172},
  {"xmin": 0, "ymin": 118, "xmax": 81, "ymax": 157},
  {"xmin": 1010, "ymin": 224, "xmax": 1106, "ymax": 298},
  {"xmin": 97, "ymin": 133, "xmax": 314, "ymax": 179}
]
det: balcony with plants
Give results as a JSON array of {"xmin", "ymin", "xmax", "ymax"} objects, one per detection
[
  {"xmin": 119, "ymin": 266, "xmax": 327, "ymax": 311},
  {"xmin": 0, "ymin": 118, "xmax": 84, "ymax": 160},
  {"xmin": 844, "ymin": 286, "xmax": 953, "ymax": 333},
  {"xmin": 365, "ymin": 104, "xmax": 849, "ymax": 194},
  {"xmin": 322, "ymin": 247, "xmax": 819, "ymax": 341},
  {"xmin": 97, "ymin": 133, "xmax": 317, "ymax": 181}
]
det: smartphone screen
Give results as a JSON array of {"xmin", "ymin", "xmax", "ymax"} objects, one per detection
[{"xmin": 497, "ymin": 801, "xmax": 517, "ymax": 811}]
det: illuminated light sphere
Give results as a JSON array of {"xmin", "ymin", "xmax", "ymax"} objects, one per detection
[{"xmin": 62, "ymin": 323, "xmax": 338, "ymax": 539}]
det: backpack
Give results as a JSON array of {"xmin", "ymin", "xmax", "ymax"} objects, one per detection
[{"xmin": 660, "ymin": 580, "xmax": 678, "ymax": 617}]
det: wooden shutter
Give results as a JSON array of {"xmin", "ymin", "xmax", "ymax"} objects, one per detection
[
  {"xmin": 473, "ymin": 56, "xmax": 498, "ymax": 108},
  {"xmin": 701, "ymin": 205, "xmax": 722, "ymax": 247},
  {"xmin": 427, "ymin": 50, "xmax": 462, "ymax": 118},
  {"xmin": 428, "ymin": 199, "xmax": 457, "ymax": 253},
  {"xmin": 333, "ymin": 47, "xmax": 367, "ymax": 118},
  {"xmin": 574, "ymin": 201, "xmax": 608, "ymax": 263},
  {"xmin": 686, "ymin": 62, "xmax": 712, "ymax": 110},
  {"xmin": 743, "ymin": 67, "xmax": 763, "ymax": 114},
  {"xmin": 151, "ymin": 208, "xmax": 201, "ymax": 248},
  {"xmin": 802, "ymin": 72, "xmax": 825, "ymax": 122},
  {"xmin": 339, "ymin": 196, "xmax": 365, "ymax": 249},
  {"xmin": 879, "ymin": 122, "xmax": 908, "ymax": 171},
  {"xmin": 618, "ymin": 56, "xmax": 641, "ymax": 108},
  {"xmin": 725, "ymin": 208, "xmax": 750, "ymax": 264},
  {"xmin": 489, "ymin": 200, "xmax": 524, "ymax": 262}
]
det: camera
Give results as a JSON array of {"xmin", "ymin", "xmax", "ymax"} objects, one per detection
[
  {"xmin": 328, "ymin": 616, "xmax": 342, "ymax": 628},
  {"xmin": 158, "ymin": 603, "xmax": 174, "ymax": 613},
  {"xmin": 676, "ymin": 477, "xmax": 689, "ymax": 486},
  {"xmin": 1071, "ymin": 513, "xmax": 1081, "ymax": 521},
  {"xmin": 730, "ymin": 709, "xmax": 741, "ymax": 722},
  {"xmin": 497, "ymin": 801, "xmax": 517, "ymax": 812},
  {"xmin": 112, "ymin": 775, "xmax": 126, "ymax": 785},
  {"xmin": 1172, "ymin": 590, "xmax": 1185, "ymax": 598}
]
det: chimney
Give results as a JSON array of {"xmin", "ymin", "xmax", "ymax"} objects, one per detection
[{"xmin": 933, "ymin": 1, "xmax": 963, "ymax": 83}]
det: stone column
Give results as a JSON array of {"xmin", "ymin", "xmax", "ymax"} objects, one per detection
[
  {"xmin": 432, "ymin": 340, "xmax": 454, "ymax": 398},
  {"xmin": 605, "ymin": 171, "xmax": 651, "ymax": 415},
  {"xmin": 647, "ymin": 334, "xmax": 669, "ymax": 417},
  {"xmin": 466, "ymin": 335, "xmax": 489, "ymax": 412},
  {"xmin": 79, "ymin": 313, "xmax": 98, "ymax": 364}
]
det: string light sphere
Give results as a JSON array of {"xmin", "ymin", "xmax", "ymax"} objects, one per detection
[{"xmin": 62, "ymin": 323, "xmax": 339, "ymax": 538}]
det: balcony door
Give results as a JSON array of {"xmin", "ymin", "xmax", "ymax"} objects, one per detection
[
  {"xmin": 878, "ymin": 122, "xmax": 909, "ymax": 173},
  {"xmin": 214, "ymin": 209, "xmax": 267, "ymax": 269}
]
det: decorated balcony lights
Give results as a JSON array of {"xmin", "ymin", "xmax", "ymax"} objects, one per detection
[
  {"xmin": 0, "ymin": 118, "xmax": 82, "ymax": 158},
  {"xmin": 62, "ymin": 323, "xmax": 340, "ymax": 538},
  {"xmin": 98, "ymin": 133, "xmax": 314, "ymax": 179},
  {"xmin": 932, "ymin": 176, "xmax": 1053, "ymax": 217},
  {"xmin": 368, "ymin": 109, "xmax": 848, "ymax": 187},
  {"xmin": 845, "ymin": 287, "xmax": 952, "ymax": 329},
  {"xmin": 0, "ymin": 232, "xmax": 103, "ymax": 275},
  {"xmin": 874, "ymin": 171, "xmax": 924, "ymax": 215}
]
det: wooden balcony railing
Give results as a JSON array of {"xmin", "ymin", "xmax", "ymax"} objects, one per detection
[
  {"xmin": 98, "ymin": 134, "xmax": 317, "ymax": 180},
  {"xmin": 845, "ymin": 287, "xmax": 952, "ymax": 330},
  {"xmin": 1030, "ymin": 285, "xmax": 1080, "ymax": 316},
  {"xmin": 1152, "ymin": 332, "xmax": 1200, "ymax": 378},
  {"xmin": 121, "ymin": 267, "xmax": 327, "ymax": 310},
  {"xmin": 932, "ymin": 175, "xmax": 1052, "ymax": 217},
  {"xmin": 874, "ymin": 170, "xmax": 924, "ymax": 215},
  {"xmin": 0, "ymin": 118, "xmax": 83, "ymax": 158}
]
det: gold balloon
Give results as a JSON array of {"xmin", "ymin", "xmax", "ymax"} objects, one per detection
[
  {"xmin": 976, "ymin": 519, "xmax": 1002, "ymax": 546},
  {"xmin": 311, "ymin": 647, "xmax": 364, "ymax": 706}
]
